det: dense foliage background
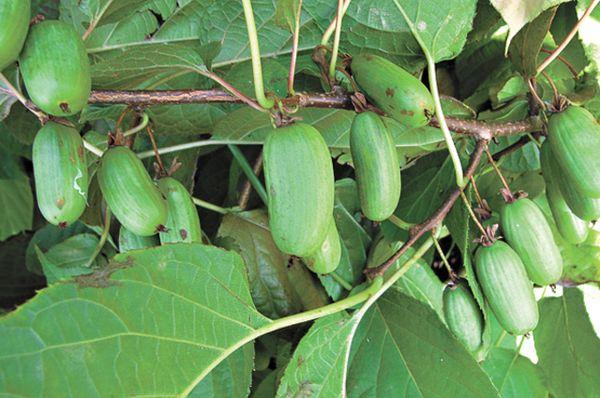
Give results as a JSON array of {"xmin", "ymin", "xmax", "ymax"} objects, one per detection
[{"xmin": 0, "ymin": 0, "xmax": 599, "ymax": 397}]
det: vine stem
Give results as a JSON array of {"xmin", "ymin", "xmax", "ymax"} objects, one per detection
[
  {"xmin": 203, "ymin": 71, "xmax": 265, "ymax": 112},
  {"xmin": 84, "ymin": 206, "xmax": 111, "ymax": 268},
  {"xmin": 228, "ymin": 145, "xmax": 268, "ymax": 206},
  {"xmin": 0, "ymin": 72, "xmax": 47, "ymax": 123},
  {"xmin": 329, "ymin": 272, "xmax": 353, "ymax": 291},
  {"xmin": 388, "ymin": 214, "xmax": 415, "ymax": 230},
  {"xmin": 432, "ymin": 234, "xmax": 454, "ymax": 278},
  {"xmin": 192, "ymin": 197, "xmax": 237, "ymax": 215},
  {"xmin": 390, "ymin": 0, "xmax": 464, "ymax": 187},
  {"xmin": 146, "ymin": 125, "xmax": 166, "ymax": 176},
  {"xmin": 136, "ymin": 139, "xmax": 260, "ymax": 159},
  {"xmin": 536, "ymin": 0, "xmax": 600, "ymax": 75},
  {"xmin": 321, "ymin": 0, "xmax": 351, "ymax": 45},
  {"xmin": 122, "ymin": 113, "xmax": 149, "ymax": 137},
  {"xmin": 83, "ymin": 139, "xmax": 104, "ymax": 157},
  {"xmin": 238, "ymin": 152, "xmax": 264, "ymax": 210},
  {"xmin": 240, "ymin": 0, "xmax": 274, "ymax": 110},
  {"xmin": 184, "ymin": 235, "xmax": 434, "ymax": 396},
  {"xmin": 329, "ymin": 0, "xmax": 346, "ymax": 81},
  {"xmin": 287, "ymin": 0, "xmax": 303, "ymax": 95},
  {"xmin": 459, "ymin": 190, "xmax": 488, "ymax": 238}
]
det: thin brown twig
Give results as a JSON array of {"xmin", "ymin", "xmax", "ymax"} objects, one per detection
[
  {"xmin": 238, "ymin": 151, "xmax": 264, "ymax": 210},
  {"xmin": 365, "ymin": 140, "xmax": 488, "ymax": 279},
  {"xmin": 459, "ymin": 190, "xmax": 488, "ymax": 238},
  {"xmin": 203, "ymin": 71, "xmax": 265, "ymax": 112},
  {"xmin": 470, "ymin": 176, "xmax": 485, "ymax": 208},
  {"xmin": 491, "ymin": 133, "xmax": 541, "ymax": 161},
  {"xmin": 540, "ymin": 49, "xmax": 578, "ymax": 78},
  {"xmin": 287, "ymin": 0, "xmax": 303, "ymax": 95},
  {"xmin": 527, "ymin": 78, "xmax": 547, "ymax": 112},
  {"xmin": 541, "ymin": 70, "xmax": 560, "ymax": 107},
  {"xmin": 537, "ymin": 0, "xmax": 600, "ymax": 74},
  {"xmin": 146, "ymin": 125, "xmax": 166, "ymax": 177},
  {"xmin": 485, "ymin": 147, "xmax": 512, "ymax": 194}
]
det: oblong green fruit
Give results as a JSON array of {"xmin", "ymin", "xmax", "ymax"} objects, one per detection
[
  {"xmin": 351, "ymin": 54, "xmax": 434, "ymax": 127},
  {"xmin": 264, "ymin": 123, "xmax": 335, "ymax": 256},
  {"xmin": 541, "ymin": 140, "xmax": 600, "ymax": 221},
  {"xmin": 500, "ymin": 198, "xmax": 563, "ymax": 285},
  {"xmin": 475, "ymin": 241, "xmax": 539, "ymax": 335},
  {"xmin": 157, "ymin": 177, "xmax": 202, "ymax": 244},
  {"xmin": 98, "ymin": 146, "xmax": 167, "ymax": 236},
  {"xmin": 303, "ymin": 219, "xmax": 342, "ymax": 274},
  {"xmin": 32, "ymin": 122, "xmax": 88, "ymax": 227},
  {"xmin": 20, "ymin": 20, "xmax": 91, "ymax": 116},
  {"xmin": 0, "ymin": 0, "xmax": 30, "ymax": 71},
  {"xmin": 350, "ymin": 111, "xmax": 401, "ymax": 221},
  {"xmin": 548, "ymin": 106, "xmax": 600, "ymax": 198},
  {"xmin": 118, "ymin": 226, "xmax": 159, "ymax": 252},
  {"xmin": 540, "ymin": 142, "xmax": 589, "ymax": 244},
  {"xmin": 443, "ymin": 282, "xmax": 484, "ymax": 353}
]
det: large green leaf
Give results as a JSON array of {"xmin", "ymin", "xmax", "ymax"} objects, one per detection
[
  {"xmin": 534, "ymin": 288, "xmax": 600, "ymax": 398},
  {"xmin": 216, "ymin": 210, "xmax": 303, "ymax": 319},
  {"xmin": 0, "ymin": 152, "xmax": 33, "ymax": 242},
  {"xmin": 347, "ymin": 290, "xmax": 499, "ymax": 397},
  {"xmin": 276, "ymin": 312, "xmax": 358, "ymax": 397},
  {"xmin": 482, "ymin": 347, "xmax": 548, "ymax": 398},
  {"xmin": 490, "ymin": 0, "xmax": 569, "ymax": 49},
  {"xmin": 0, "ymin": 244, "xmax": 270, "ymax": 396}
]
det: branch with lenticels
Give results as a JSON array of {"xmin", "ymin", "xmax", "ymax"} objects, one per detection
[{"xmin": 364, "ymin": 139, "xmax": 488, "ymax": 279}]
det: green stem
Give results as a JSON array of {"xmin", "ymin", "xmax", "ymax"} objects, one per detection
[
  {"xmin": 183, "ymin": 274, "xmax": 383, "ymax": 396},
  {"xmin": 388, "ymin": 214, "xmax": 414, "ymax": 230},
  {"xmin": 122, "ymin": 113, "xmax": 150, "ymax": 137},
  {"xmin": 228, "ymin": 145, "xmax": 268, "ymax": 206},
  {"xmin": 391, "ymin": 0, "xmax": 464, "ymax": 187},
  {"xmin": 136, "ymin": 139, "xmax": 261, "ymax": 159},
  {"xmin": 432, "ymin": 234, "xmax": 453, "ymax": 277},
  {"xmin": 321, "ymin": 0, "xmax": 351, "ymax": 46},
  {"xmin": 329, "ymin": 272, "xmax": 353, "ymax": 291},
  {"xmin": 85, "ymin": 207, "xmax": 111, "ymax": 268},
  {"xmin": 83, "ymin": 139, "xmax": 105, "ymax": 157},
  {"xmin": 328, "ymin": 0, "xmax": 345, "ymax": 81},
  {"xmin": 240, "ymin": 0, "xmax": 274, "ymax": 110},
  {"xmin": 192, "ymin": 197, "xmax": 237, "ymax": 215}
]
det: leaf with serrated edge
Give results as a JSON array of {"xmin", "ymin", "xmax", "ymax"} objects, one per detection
[{"xmin": 0, "ymin": 244, "xmax": 271, "ymax": 397}]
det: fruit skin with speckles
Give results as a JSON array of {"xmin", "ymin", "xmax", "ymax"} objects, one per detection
[
  {"xmin": 264, "ymin": 123, "xmax": 335, "ymax": 257},
  {"xmin": 548, "ymin": 106, "xmax": 600, "ymax": 198},
  {"xmin": 540, "ymin": 142, "xmax": 589, "ymax": 244},
  {"xmin": 475, "ymin": 241, "xmax": 539, "ymax": 335},
  {"xmin": 351, "ymin": 53, "xmax": 434, "ymax": 127},
  {"xmin": 350, "ymin": 111, "xmax": 401, "ymax": 221},
  {"xmin": 0, "ymin": 0, "xmax": 30, "ymax": 71},
  {"xmin": 303, "ymin": 218, "xmax": 342, "ymax": 274},
  {"xmin": 118, "ymin": 226, "xmax": 159, "ymax": 252},
  {"xmin": 443, "ymin": 281, "xmax": 484, "ymax": 353},
  {"xmin": 98, "ymin": 146, "xmax": 167, "ymax": 236},
  {"xmin": 500, "ymin": 198, "xmax": 563, "ymax": 285},
  {"xmin": 20, "ymin": 20, "xmax": 91, "ymax": 116},
  {"xmin": 157, "ymin": 177, "xmax": 202, "ymax": 244},
  {"xmin": 32, "ymin": 122, "xmax": 88, "ymax": 227}
]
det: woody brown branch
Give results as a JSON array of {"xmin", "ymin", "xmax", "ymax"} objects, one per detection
[
  {"xmin": 364, "ymin": 139, "xmax": 488, "ymax": 279},
  {"xmin": 88, "ymin": 90, "xmax": 542, "ymax": 139}
]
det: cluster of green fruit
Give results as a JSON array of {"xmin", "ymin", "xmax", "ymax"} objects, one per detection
[
  {"xmin": 445, "ymin": 105, "xmax": 600, "ymax": 353},
  {"xmin": 1, "ymin": 1, "xmax": 201, "ymax": 247},
  {"xmin": 263, "ymin": 54, "xmax": 435, "ymax": 273}
]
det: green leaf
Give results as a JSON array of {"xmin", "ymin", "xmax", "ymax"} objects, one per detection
[
  {"xmin": 0, "ymin": 175, "xmax": 33, "ymax": 242},
  {"xmin": 216, "ymin": 210, "xmax": 303, "ymax": 319},
  {"xmin": 576, "ymin": 0, "xmax": 600, "ymax": 87},
  {"xmin": 25, "ymin": 222, "xmax": 92, "ymax": 275},
  {"xmin": 482, "ymin": 347, "xmax": 548, "ymax": 398},
  {"xmin": 508, "ymin": 7, "xmax": 558, "ymax": 77},
  {"xmin": 35, "ymin": 234, "xmax": 101, "ymax": 284},
  {"xmin": 534, "ymin": 288, "xmax": 600, "ymax": 398},
  {"xmin": 0, "ymin": 244, "xmax": 271, "ymax": 396},
  {"xmin": 276, "ymin": 312, "xmax": 357, "ymax": 397},
  {"xmin": 347, "ymin": 290, "xmax": 500, "ymax": 397},
  {"xmin": 189, "ymin": 346, "xmax": 254, "ymax": 398},
  {"xmin": 490, "ymin": 0, "xmax": 569, "ymax": 49},
  {"xmin": 350, "ymin": 0, "xmax": 478, "ymax": 63},
  {"xmin": 0, "ymin": 69, "xmax": 18, "ymax": 121},
  {"xmin": 395, "ymin": 152, "xmax": 455, "ymax": 223},
  {"xmin": 274, "ymin": 0, "xmax": 300, "ymax": 31}
]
